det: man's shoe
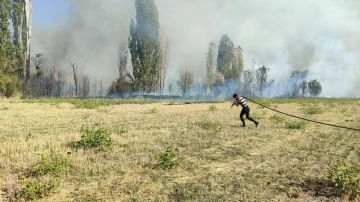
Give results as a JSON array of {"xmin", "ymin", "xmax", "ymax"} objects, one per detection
[
  {"xmin": 255, "ymin": 122, "xmax": 259, "ymax": 128},
  {"xmin": 242, "ymin": 125, "xmax": 246, "ymax": 127}
]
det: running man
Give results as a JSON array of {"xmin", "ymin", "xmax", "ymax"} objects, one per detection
[{"xmin": 232, "ymin": 94, "xmax": 259, "ymax": 127}]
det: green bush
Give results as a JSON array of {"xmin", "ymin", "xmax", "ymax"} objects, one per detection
[
  {"xmin": 149, "ymin": 107, "xmax": 158, "ymax": 114},
  {"xmin": 0, "ymin": 74, "xmax": 20, "ymax": 98},
  {"xmin": 305, "ymin": 105, "xmax": 324, "ymax": 115},
  {"xmin": 270, "ymin": 114, "xmax": 285, "ymax": 124},
  {"xmin": 285, "ymin": 121, "xmax": 308, "ymax": 130},
  {"xmin": 256, "ymin": 99, "xmax": 272, "ymax": 108},
  {"xmin": 72, "ymin": 99, "xmax": 111, "ymax": 109},
  {"xmin": 168, "ymin": 100, "xmax": 176, "ymax": 105},
  {"xmin": 197, "ymin": 120, "xmax": 222, "ymax": 132},
  {"xmin": 16, "ymin": 177, "xmax": 59, "ymax": 201},
  {"xmin": 157, "ymin": 146, "xmax": 180, "ymax": 170},
  {"xmin": 0, "ymin": 105, "xmax": 10, "ymax": 110},
  {"xmin": 308, "ymin": 79, "xmax": 322, "ymax": 97},
  {"xmin": 328, "ymin": 160, "xmax": 360, "ymax": 199},
  {"xmin": 250, "ymin": 112, "xmax": 263, "ymax": 120},
  {"xmin": 30, "ymin": 154, "xmax": 70, "ymax": 177},
  {"xmin": 74, "ymin": 123, "xmax": 113, "ymax": 151},
  {"xmin": 209, "ymin": 105, "xmax": 217, "ymax": 112}
]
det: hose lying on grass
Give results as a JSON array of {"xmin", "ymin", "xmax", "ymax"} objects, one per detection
[{"xmin": 244, "ymin": 97, "xmax": 360, "ymax": 132}]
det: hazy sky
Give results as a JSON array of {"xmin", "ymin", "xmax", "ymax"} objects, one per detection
[{"xmin": 33, "ymin": 0, "xmax": 70, "ymax": 27}]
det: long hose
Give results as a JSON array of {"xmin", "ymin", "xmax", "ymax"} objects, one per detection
[{"xmin": 243, "ymin": 97, "xmax": 360, "ymax": 132}]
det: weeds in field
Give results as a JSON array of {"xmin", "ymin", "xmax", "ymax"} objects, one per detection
[
  {"xmin": 72, "ymin": 100, "xmax": 111, "ymax": 109},
  {"xmin": 74, "ymin": 123, "xmax": 113, "ymax": 151},
  {"xmin": 305, "ymin": 105, "xmax": 324, "ymax": 115},
  {"xmin": 113, "ymin": 125, "xmax": 128, "ymax": 135},
  {"xmin": 82, "ymin": 113, "xmax": 90, "ymax": 120},
  {"xmin": 223, "ymin": 146, "xmax": 249, "ymax": 158},
  {"xmin": 168, "ymin": 181, "xmax": 223, "ymax": 201},
  {"xmin": 22, "ymin": 98, "xmax": 160, "ymax": 109},
  {"xmin": 29, "ymin": 154, "xmax": 70, "ymax": 177},
  {"xmin": 209, "ymin": 105, "xmax": 217, "ymax": 112},
  {"xmin": 0, "ymin": 105, "xmax": 10, "ymax": 110},
  {"xmin": 168, "ymin": 182, "xmax": 196, "ymax": 201},
  {"xmin": 197, "ymin": 120, "xmax": 222, "ymax": 132},
  {"xmin": 257, "ymin": 99, "xmax": 272, "ymax": 108},
  {"xmin": 157, "ymin": 146, "xmax": 180, "ymax": 170},
  {"xmin": 251, "ymin": 112, "xmax": 263, "ymax": 120},
  {"xmin": 15, "ymin": 154, "xmax": 69, "ymax": 201},
  {"xmin": 270, "ymin": 114, "xmax": 285, "ymax": 124},
  {"xmin": 328, "ymin": 160, "xmax": 360, "ymax": 200},
  {"xmin": 149, "ymin": 107, "xmax": 158, "ymax": 114},
  {"xmin": 97, "ymin": 108, "xmax": 110, "ymax": 113},
  {"xmin": 16, "ymin": 177, "xmax": 59, "ymax": 201},
  {"xmin": 286, "ymin": 121, "xmax": 308, "ymax": 130}
]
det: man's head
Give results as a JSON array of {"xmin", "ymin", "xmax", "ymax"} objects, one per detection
[{"xmin": 233, "ymin": 94, "xmax": 239, "ymax": 99}]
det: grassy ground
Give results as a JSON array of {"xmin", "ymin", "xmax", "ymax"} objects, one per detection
[{"xmin": 0, "ymin": 98, "xmax": 360, "ymax": 201}]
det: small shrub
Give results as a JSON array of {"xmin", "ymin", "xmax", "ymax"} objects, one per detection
[
  {"xmin": 0, "ymin": 74, "xmax": 20, "ymax": 98},
  {"xmin": 257, "ymin": 99, "xmax": 272, "ymax": 108},
  {"xmin": 157, "ymin": 146, "xmax": 180, "ymax": 170},
  {"xmin": 97, "ymin": 108, "xmax": 110, "ymax": 113},
  {"xmin": 72, "ymin": 100, "xmax": 110, "ymax": 109},
  {"xmin": 270, "ymin": 114, "xmax": 285, "ymax": 124},
  {"xmin": 30, "ymin": 154, "xmax": 70, "ymax": 177},
  {"xmin": 197, "ymin": 120, "xmax": 222, "ymax": 132},
  {"xmin": 305, "ymin": 105, "xmax": 324, "ymax": 114},
  {"xmin": 0, "ymin": 105, "xmax": 10, "ymax": 110},
  {"xmin": 74, "ymin": 123, "xmax": 113, "ymax": 151},
  {"xmin": 168, "ymin": 182, "xmax": 196, "ymax": 201},
  {"xmin": 16, "ymin": 177, "xmax": 59, "ymax": 201},
  {"xmin": 149, "ymin": 107, "xmax": 158, "ymax": 114},
  {"xmin": 209, "ymin": 105, "xmax": 217, "ymax": 112},
  {"xmin": 328, "ymin": 160, "xmax": 360, "ymax": 199},
  {"xmin": 251, "ymin": 112, "xmax": 262, "ymax": 120},
  {"xmin": 286, "ymin": 121, "xmax": 308, "ymax": 130}
]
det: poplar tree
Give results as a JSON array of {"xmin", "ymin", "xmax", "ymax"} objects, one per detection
[{"xmin": 128, "ymin": 0, "xmax": 161, "ymax": 93}]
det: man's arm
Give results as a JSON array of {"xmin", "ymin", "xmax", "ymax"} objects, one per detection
[{"xmin": 230, "ymin": 101, "xmax": 239, "ymax": 108}]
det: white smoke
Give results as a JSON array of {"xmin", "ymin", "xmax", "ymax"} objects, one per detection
[{"xmin": 31, "ymin": 0, "xmax": 360, "ymax": 97}]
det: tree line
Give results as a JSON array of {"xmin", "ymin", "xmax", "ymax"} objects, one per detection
[
  {"xmin": 0, "ymin": 0, "xmax": 322, "ymax": 98},
  {"xmin": 109, "ymin": 0, "xmax": 322, "ymax": 98}
]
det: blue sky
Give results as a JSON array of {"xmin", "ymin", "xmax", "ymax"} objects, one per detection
[{"xmin": 33, "ymin": 0, "xmax": 70, "ymax": 27}]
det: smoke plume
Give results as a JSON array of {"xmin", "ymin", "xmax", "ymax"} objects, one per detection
[{"xmin": 31, "ymin": 0, "xmax": 360, "ymax": 97}]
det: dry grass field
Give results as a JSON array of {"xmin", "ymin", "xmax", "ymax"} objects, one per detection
[{"xmin": 0, "ymin": 98, "xmax": 360, "ymax": 201}]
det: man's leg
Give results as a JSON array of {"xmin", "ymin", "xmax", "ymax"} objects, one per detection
[
  {"xmin": 240, "ymin": 109, "xmax": 246, "ymax": 127},
  {"xmin": 246, "ymin": 108, "xmax": 259, "ymax": 127}
]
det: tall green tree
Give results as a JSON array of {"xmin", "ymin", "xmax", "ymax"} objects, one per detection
[
  {"xmin": 128, "ymin": 0, "xmax": 161, "ymax": 93},
  {"xmin": 0, "ymin": 0, "xmax": 13, "ymax": 72},
  {"xmin": 11, "ymin": 0, "xmax": 24, "ymax": 47},
  {"xmin": 217, "ymin": 34, "xmax": 234, "ymax": 81},
  {"xmin": 177, "ymin": 67, "xmax": 194, "ymax": 96},
  {"xmin": 206, "ymin": 41, "xmax": 217, "ymax": 87},
  {"xmin": 255, "ymin": 66, "xmax": 274, "ymax": 97},
  {"xmin": 23, "ymin": 0, "xmax": 31, "ymax": 85},
  {"xmin": 308, "ymin": 79, "xmax": 322, "ymax": 97},
  {"xmin": 233, "ymin": 46, "xmax": 244, "ymax": 78},
  {"xmin": 0, "ymin": 0, "xmax": 20, "ymax": 97},
  {"xmin": 11, "ymin": 0, "xmax": 25, "ymax": 78}
]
